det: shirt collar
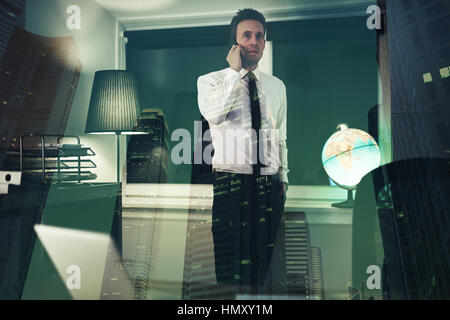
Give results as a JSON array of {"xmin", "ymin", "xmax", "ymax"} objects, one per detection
[{"xmin": 239, "ymin": 65, "xmax": 260, "ymax": 81}]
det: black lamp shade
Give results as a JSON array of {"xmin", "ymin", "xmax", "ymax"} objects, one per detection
[{"xmin": 85, "ymin": 70, "xmax": 141, "ymax": 133}]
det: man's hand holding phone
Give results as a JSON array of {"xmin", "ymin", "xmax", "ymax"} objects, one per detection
[{"xmin": 227, "ymin": 44, "xmax": 244, "ymax": 72}]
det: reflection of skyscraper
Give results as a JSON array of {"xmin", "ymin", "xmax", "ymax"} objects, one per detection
[
  {"xmin": 0, "ymin": 0, "xmax": 25, "ymax": 61},
  {"xmin": 284, "ymin": 211, "xmax": 325, "ymax": 299},
  {"xmin": 117, "ymin": 207, "xmax": 161, "ymax": 300},
  {"xmin": 182, "ymin": 118, "xmax": 227, "ymax": 299},
  {"xmin": 310, "ymin": 246, "xmax": 325, "ymax": 300},
  {"xmin": 0, "ymin": 181, "xmax": 49, "ymax": 299},
  {"xmin": 181, "ymin": 209, "xmax": 226, "ymax": 299},
  {"xmin": 99, "ymin": 191, "xmax": 134, "ymax": 300},
  {"xmin": 126, "ymin": 109, "xmax": 169, "ymax": 183},
  {"xmin": 112, "ymin": 110, "xmax": 170, "ymax": 300},
  {"xmin": 376, "ymin": 0, "xmax": 450, "ymax": 300},
  {"xmin": 284, "ymin": 213, "xmax": 325, "ymax": 300},
  {"xmin": 0, "ymin": 19, "xmax": 82, "ymax": 298},
  {"xmin": 0, "ymin": 27, "xmax": 81, "ymax": 156},
  {"xmin": 373, "ymin": 158, "xmax": 449, "ymax": 299},
  {"xmin": 183, "ymin": 125, "xmax": 325, "ymax": 299},
  {"xmin": 377, "ymin": 0, "xmax": 450, "ymax": 162}
]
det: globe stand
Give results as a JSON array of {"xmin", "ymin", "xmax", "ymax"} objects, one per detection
[{"xmin": 332, "ymin": 190, "xmax": 354, "ymax": 208}]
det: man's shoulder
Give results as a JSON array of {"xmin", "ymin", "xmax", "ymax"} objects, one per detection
[
  {"xmin": 260, "ymin": 71, "xmax": 284, "ymax": 85},
  {"xmin": 198, "ymin": 67, "xmax": 233, "ymax": 81},
  {"xmin": 259, "ymin": 71, "xmax": 286, "ymax": 88}
]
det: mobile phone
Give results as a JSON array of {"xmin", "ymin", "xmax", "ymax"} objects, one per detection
[{"xmin": 234, "ymin": 41, "xmax": 244, "ymax": 58}]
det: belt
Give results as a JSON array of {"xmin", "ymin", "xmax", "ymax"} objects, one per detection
[
  {"xmin": 252, "ymin": 164, "xmax": 265, "ymax": 176},
  {"xmin": 213, "ymin": 168, "xmax": 278, "ymax": 182}
]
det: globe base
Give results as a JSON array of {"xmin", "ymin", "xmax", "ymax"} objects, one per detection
[
  {"xmin": 331, "ymin": 198, "xmax": 354, "ymax": 208},
  {"xmin": 331, "ymin": 190, "xmax": 354, "ymax": 208}
]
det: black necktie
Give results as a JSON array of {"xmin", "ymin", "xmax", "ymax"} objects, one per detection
[{"xmin": 246, "ymin": 71, "xmax": 262, "ymax": 174}]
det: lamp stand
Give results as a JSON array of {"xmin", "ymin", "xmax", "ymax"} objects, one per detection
[
  {"xmin": 332, "ymin": 190, "xmax": 354, "ymax": 208},
  {"xmin": 116, "ymin": 132, "xmax": 120, "ymax": 183}
]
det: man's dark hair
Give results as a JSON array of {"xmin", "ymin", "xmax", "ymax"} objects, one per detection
[{"xmin": 229, "ymin": 8, "xmax": 266, "ymax": 46}]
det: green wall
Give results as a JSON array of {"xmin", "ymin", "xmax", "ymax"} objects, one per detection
[
  {"xmin": 127, "ymin": 44, "xmax": 230, "ymax": 183},
  {"xmin": 127, "ymin": 16, "xmax": 378, "ymax": 186},
  {"xmin": 273, "ymin": 17, "xmax": 378, "ymax": 185}
]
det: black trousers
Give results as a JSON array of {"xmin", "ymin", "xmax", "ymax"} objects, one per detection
[{"xmin": 211, "ymin": 171, "xmax": 286, "ymax": 296}]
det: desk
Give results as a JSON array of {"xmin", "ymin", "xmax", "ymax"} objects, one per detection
[{"xmin": 0, "ymin": 182, "xmax": 121, "ymax": 299}]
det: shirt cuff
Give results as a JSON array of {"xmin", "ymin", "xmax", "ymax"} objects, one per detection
[{"xmin": 278, "ymin": 168, "xmax": 289, "ymax": 185}]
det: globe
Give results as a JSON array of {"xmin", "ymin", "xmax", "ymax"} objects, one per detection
[{"xmin": 322, "ymin": 128, "xmax": 381, "ymax": 190}]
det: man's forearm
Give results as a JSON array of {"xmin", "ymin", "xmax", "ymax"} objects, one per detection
[{"xmin": 278, "ymin": 140, "xmax": 289, "ymax": 184}]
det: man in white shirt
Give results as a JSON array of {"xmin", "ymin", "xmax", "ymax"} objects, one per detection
[{"xmin": 197, "ymin": 8, "xmax": 288, "ymax": 296}]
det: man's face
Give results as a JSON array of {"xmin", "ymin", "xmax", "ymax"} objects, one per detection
[{"xmin": 236, "ymin": 19, "xmax": 265, "ymax": 66}]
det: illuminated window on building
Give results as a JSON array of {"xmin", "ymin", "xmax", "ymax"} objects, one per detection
[
  {"xmin": 439, "ymin": 66, "xmax": 449, "ymax": 78},
  {"xmin": 423, "ymin": 72, "xmax": 433, "ymax": 83}
]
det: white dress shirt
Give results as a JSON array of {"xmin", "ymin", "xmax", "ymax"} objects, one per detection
[{"xmin": 197, "ymin": 66, "xmax": 289, "ymax": 184}]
